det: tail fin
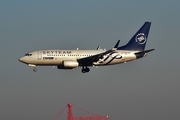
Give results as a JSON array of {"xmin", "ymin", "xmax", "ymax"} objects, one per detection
[{"xmin": 118, "ymin": 22, "xmax": 151, "ymax": 51}]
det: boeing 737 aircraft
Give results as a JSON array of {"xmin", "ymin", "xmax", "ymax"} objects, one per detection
[{"xmin": 19, "ymin": 22, "xmax": 155, "ymax": 73}]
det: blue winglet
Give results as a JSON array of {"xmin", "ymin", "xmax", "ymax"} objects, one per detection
[{"xmin": 114, "ymin": 40, "xmax": 120, "ymax": 48}]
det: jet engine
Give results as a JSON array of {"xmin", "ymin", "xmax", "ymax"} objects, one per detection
[{"xmin": 57, "ymin": 60, "xmax": 79, "ymax": 69}]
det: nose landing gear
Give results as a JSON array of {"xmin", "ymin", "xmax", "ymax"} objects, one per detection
[
  {"xmin": 28, "ymin": 64, "xmax": 37, "ymax": 72},
  {"xmin": 81, "ymin": 66, "xmax": 90, "ymax": 73},
  {"xmin": 33, "ymin": 68, "xmax": 37, "ymax": 72}
]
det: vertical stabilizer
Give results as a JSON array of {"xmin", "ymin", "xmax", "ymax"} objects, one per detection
[{"xmin": 118, "ymin": 22, "xmax": 151, "ymax": 51}]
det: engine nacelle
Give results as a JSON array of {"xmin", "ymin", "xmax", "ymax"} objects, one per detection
[
  {"xmin": 57, "ymin": 60, "xmax": 79, "ymax": 69},
  {"xmin": 63, "ymin": 60, "xmax": 79, "ymax": 68}
]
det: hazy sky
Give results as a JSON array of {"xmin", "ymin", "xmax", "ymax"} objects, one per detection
[{"xmin": 1, "ymin": 0, "xmax": 180, "ymax": 120}]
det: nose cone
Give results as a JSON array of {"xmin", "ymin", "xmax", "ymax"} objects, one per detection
[{"xmin": 19, "ymin": 57, "xmax": 26, "ymax": 63}]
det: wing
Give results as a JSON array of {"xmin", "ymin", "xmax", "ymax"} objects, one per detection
[{"xmin": 77, "ymin": 48, "xmax": 117, "ymax": 66}]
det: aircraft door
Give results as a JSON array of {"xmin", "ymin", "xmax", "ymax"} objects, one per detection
[{"xmin": 37, "ymin": 51, "xmax": 42, "ymax": 60}]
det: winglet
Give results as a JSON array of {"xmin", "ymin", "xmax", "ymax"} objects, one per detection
[
  {"xmin": 96, "ymin": 46, "xmax": 100, "ymax": 50},
  {"xmin": 114, "ymin": 40, "xmax": 120, "ymax": 48}
]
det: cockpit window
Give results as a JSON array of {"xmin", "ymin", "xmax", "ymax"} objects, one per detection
[{"xmin": 25, "ymin": 53, "xmax": 32, "ymax": 56}]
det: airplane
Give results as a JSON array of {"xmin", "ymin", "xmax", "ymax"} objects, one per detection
[{"xmin": 19, "ymin": 22, "xmax": 155, "ymax": 73}]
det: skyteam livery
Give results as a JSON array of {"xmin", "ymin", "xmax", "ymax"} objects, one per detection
[{"xmin": 19, "ymin": 22, "xmax": 155, "ymax": 73}]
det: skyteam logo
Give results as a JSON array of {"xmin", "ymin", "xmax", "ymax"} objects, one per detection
[{"xmin": 135, "ymin": 33, "xmax": 146, "ymax": 44}]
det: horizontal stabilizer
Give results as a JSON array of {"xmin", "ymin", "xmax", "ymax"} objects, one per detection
[
  {"xmin": 135, "ymin": 49, "xmax": 155, "ymax": 54},
  {"xmin": 135, "ymin": 49, "xmax": 155, "ymax": 59}
]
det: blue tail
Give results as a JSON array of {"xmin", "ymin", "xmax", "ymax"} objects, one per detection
[{"xmin": 117, "ymin": 22, "xmax": 151, "ymax": 51}]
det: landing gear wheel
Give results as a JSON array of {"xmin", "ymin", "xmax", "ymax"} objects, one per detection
[
  {"xmin": 81, "ymin": 67, "xmax": 90, "ymax": 73},
  {"xmin": 81, "ymin": 69, "xmax": 86, "ymax": 73},
  {"xmin": 85, "ymin": 68, "xmax": 90, "ymax": 72},
  {"xmin": 33, "ymin": 68, "xmax": 37, "ymax": 72}
]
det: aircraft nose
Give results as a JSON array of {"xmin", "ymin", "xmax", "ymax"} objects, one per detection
[{"xmin": 19, "ymin": 57, "xmax": 26, "ymax": 63}]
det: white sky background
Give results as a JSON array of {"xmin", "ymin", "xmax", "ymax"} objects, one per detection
[{"xmin": 0, "ymin": 0, "xmax": 180, "ymax": 120}]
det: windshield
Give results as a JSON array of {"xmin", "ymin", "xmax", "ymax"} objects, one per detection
[{"xmin": 25, "ymin": 53, "xmax": 32, "ymax": 56}]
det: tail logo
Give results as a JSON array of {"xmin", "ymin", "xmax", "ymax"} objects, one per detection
[{"xmin": 136, "ymin": 33, "xmax": 146, "ymax": 44}]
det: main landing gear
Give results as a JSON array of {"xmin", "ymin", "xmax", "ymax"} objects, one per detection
[{"xmin": 81, "ymin": 66, "xmax": 90, "ymax": 73}]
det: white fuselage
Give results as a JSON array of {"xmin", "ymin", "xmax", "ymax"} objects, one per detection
[{"xmin": 19, "ymin": 49, "xmax": 138, "ymax": 66}]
